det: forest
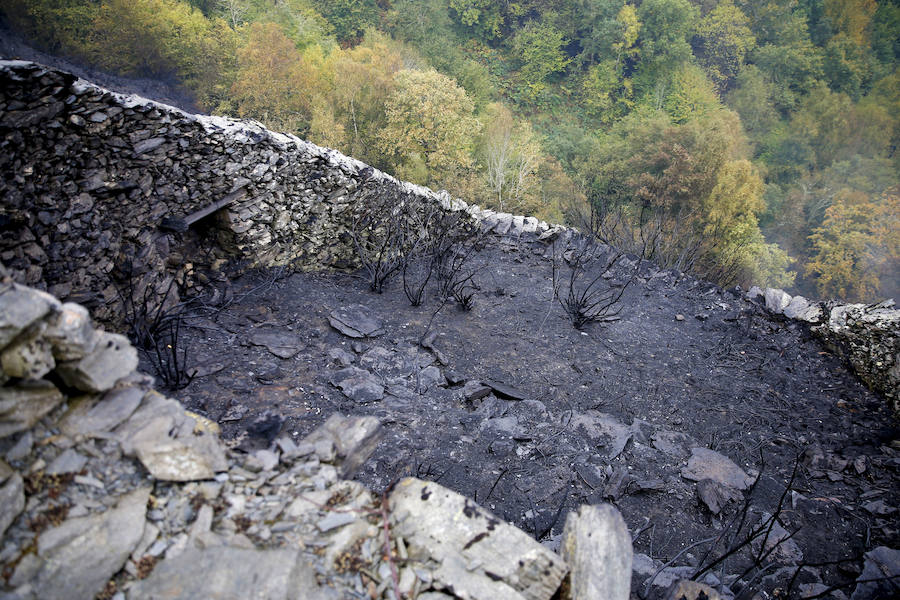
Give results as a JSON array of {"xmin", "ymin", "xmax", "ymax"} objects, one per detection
[{"xmin": 2, "ymin": 0, "xmax": 898, "ymax": 302}]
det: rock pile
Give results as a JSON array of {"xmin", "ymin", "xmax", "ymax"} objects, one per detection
[{"xmin": 0, "ymin": 280, "xmax": 644, "ymax": 599}]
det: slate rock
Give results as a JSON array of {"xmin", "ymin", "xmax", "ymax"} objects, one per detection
[
  {"xmin": 0, "ymin": 283, "xmax": 58, "ymax": 349},
  {"xmin": 483, "ymin": 379, "xmax": 529, "ymax": 401},
  {"xmin": 56, "ymin": 332, "xmax": 138, "ymax": 392},
  {"xmin": 116, "ymin": 392, "xmax": 227, "ymax": 481},
  {"xmin": 418, "ymin": 365, "xmax": 447, "ymax": 390},
  {"xmin": 560, "ymin": 504, "xmax": 632, "ymax": 600},
  {"xmin": 0, "ymin": 380, "xmax": 65, "ymax": 438},
  {"xmin": 46, "ymin": 448, "xmax": 88, "ymax": 475},
  {"xmin": 59, "ymin": 387, "xmax": 145, "ymax": 437},
  {"xmin": 249, "ymin": 330, "xmax": 306, "ymax": 359},
  {"xmin": 300, "ymin": 414, "xmax": 382, "ymax": 478},
  {"xmin": 328, "ymin": 305, "xmax": 385, "ymax": 338},
  {"xmin": 29, "ymin": 487, "xmax": 149, "ymax": 600},
  {"xmin": 570, "ymin": 411, "xmax": 633, "ymax": 460},
  {"xmin": 389, "ymin": 477, "xmax": 567, "ymax": 600},
  {"xmin": 130, "ymin": 546, "xmax": 336, "ymax": 600},
  {"xmin": 329, "ymin": 366, "xmax": 384, "ymax": 404},
  {"xmin": 1, "ymin": 323, "xmax": 55, "ymax": 380},
  {"xmin": 696, "ymin": 479, "xmax": 743, "ymax": 515},
  {"xmin": 327, "ymin": 347, "xmax": 356, "ymax": 367},
  {"xmin": 752, "ymin": 512, "xmax": 803, "ymax": 565},
  {"xmin": 0, "ymin": 471, "xmax": 24, "ymax": 537},
  {"xmin": 43, "ymin": 302, "xmax": 96, "ymax": 361},
  {"xmin": 850, "ymin": 546, "xmax": 900, "ymax": 600},
  {"xmin": 664, "ymin": 580, "xmax": 722, "ymax": 600},
  {"xmin": 461, "ymin": 380, "xmax": 492, "ymax": 402},
  {"xmin": 681, "ymin": 448, "xmax": 754, "ymax": 490}
]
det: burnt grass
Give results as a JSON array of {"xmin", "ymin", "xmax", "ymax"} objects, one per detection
[{"xmin": 161, "ymin": 235, "xmax": 898, "ymax": 595}]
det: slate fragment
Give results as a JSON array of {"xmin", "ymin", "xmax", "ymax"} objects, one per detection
[
  {"xmin": 328, "ymin": 305, "xmax": 384, "ymax": 338},
  {"xmin": 681, "ymin": 448, "xmax": 754, "ymax": 490}
]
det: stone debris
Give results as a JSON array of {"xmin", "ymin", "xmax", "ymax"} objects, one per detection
[
  {"xmin": 329, "ymin": 366, "xmax": 385, "ymax": 404},
  {"xmin": 56, "ymin": 332, "xmax": 138, "ymax": 393},
  {"xmin": 58, "ymin": 387, "xmax": 144, "ymax": 438},
  {"xmin": 389, "ymin": 477, "xmax": 568, "ymax": 600},
  {"xmin": 0, "ymin": 380, "xmax": 65, "ymax": 438},
  {"xmin": 560, "ymin": 504, "xmax": 632, "ymax": 600},
  {"xmin": 328, "ymin": 305, "xmax": 385, "ymax": 338},
  {"xmin": 751, "ymin": 511, "xmax": 804, "ymax": 565},
  {"xmin": 248, "ymin": 330, "xmax": 306, "ymax": 359},
  {"xmin": 300, "ymin": 414, "xmax": 382, "ymax": 478},
  {"xmin": 0, "ymin": 470, "xmax": 24, "ymax": 537},
  {"xmin": 696, "ymin": 478, "xmax": 743, "ymax": 515},
  {"xmin": 664, "ymin": 579, "xmax": 722, "ymax": 600},
  {"xmin": 569, "ymin": 412, "xmax": 634, "ymax": 460},
  {"xmin": 681, "ymin": 448, "xmax": 755, "ymax": 490}
]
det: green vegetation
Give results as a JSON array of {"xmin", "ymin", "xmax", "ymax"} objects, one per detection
[{"xmin": 3, "ymin": 0, "xmax": 898, "ymax": 301}]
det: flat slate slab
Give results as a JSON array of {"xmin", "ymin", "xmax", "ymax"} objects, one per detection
[
  {"xmin": 681, "ymin": 448, "xmax": 754, "ymax": 490},
  {"xmin": 129, "ymin": 546, "xmax": 333, "ymax": 600},
  {"xmin": 249, "ymin": 330, "xmax": 306, "ymax": 359},
  {"xmin": 328, "ymin": 305, "xmax": 385, "ymax": 338}
]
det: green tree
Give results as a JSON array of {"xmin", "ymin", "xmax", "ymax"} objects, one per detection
[
  {"xmin": 510, "ymin": 21, "xmax": 571, "ymax": 97},
  {"xmin": 377, "ymin": 69, "xmax": 482, "ymax": 190},
  {"xmin": 726, "ymin": 64, "xmax": 780, "ymax": 142},
  {"xmin": 449, "ymin": 0, "xmax": 506, "ymax": 40},
  {"xmin": 312, "ymin": 0, "xmax": 377, "ymax": 43},
  {"xmin": 664, "ymin": 64, "xmax": 721, "ymax": 124},
  {"xmin": 743, "ymin": 1, "xmax": 824, "ymax": 111},
  {"xmin": 635, "ymin": 0, "xmax": 698, "ymax": 97},
  {"xmin": 1, "ymin": 0, "xmax": 98, "ymax": 55},
  {"xmin": 693, "ymin": 0, "xmax": 755, "ymax": 91}
]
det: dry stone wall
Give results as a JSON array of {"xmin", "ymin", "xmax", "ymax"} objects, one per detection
[{"xmin": 0, "ymin": 60, "xmax": 554, "ymax": 324}]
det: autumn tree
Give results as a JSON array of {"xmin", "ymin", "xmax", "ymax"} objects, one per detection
[
  {"xmin": 377, "ymin": 69, "xmax": 481, "ymax": 192},
  {"xmin": 324, "ymin": 32, "xmax": 403, "ymax": 163},
  {"xmin": 228, "ymin": 21, "xmax": 330, "ymax": 135},
  {"xmin": 807, "ymin": 187, "xmax": 900, "ymax": 301}
]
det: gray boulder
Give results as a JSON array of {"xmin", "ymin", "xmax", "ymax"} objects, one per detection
[
  {"xmin": 560, "ymin": 504, "xmax": 632, "ymax": 600},
  {"xmin": 389, "ymin": 477, "xmax": 568, "ymax": 600},
  {"xmin": 56, "ymin": 332, "xmax": 138, "ymax": 392},
  {"xmin": 0, "ymin": 380, "xmax": 64, "ymax": 438},
  {"xmin": 681, "ymin": 448, "xmax": 754, "ymax": 490},
  {"xmin": 28, "ymin": 487, "xmax": 149, "ymax": 600}
]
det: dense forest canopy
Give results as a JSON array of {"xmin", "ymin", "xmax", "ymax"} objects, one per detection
[{"xmin": 3, "ymin": 0, "xmax": 898, "ymax": 301}]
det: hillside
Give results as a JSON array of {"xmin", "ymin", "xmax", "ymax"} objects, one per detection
[{"xmin": 0, "ymin": 59, "xmax": 898, "ymax": 599}]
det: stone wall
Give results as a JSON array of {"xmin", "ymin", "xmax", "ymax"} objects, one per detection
[{"xmin": 0, "ymin": 60, "xmax": 555, "ymax": 324}]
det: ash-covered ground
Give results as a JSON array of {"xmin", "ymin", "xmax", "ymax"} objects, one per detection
[{"xmin": 159, "ymin": 234, "xmax": 897, "ymax": 598}]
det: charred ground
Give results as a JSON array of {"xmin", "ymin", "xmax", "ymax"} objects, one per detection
[{"xmin": 151, "ymin": 233, "xmax": 898, "ymax": 597}]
